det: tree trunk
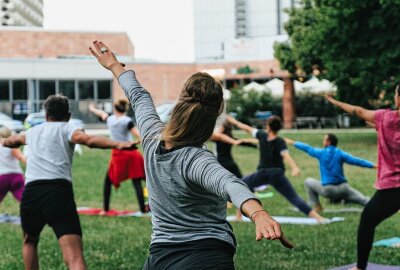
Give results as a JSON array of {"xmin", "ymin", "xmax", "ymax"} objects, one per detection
[{"xmin": 282, "ymin": 77, "xmax": 296, "ymax": 129}]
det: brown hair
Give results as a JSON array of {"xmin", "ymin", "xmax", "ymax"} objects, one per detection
[
  {"xmin": 162, "ymin": 72, "xmax": 224, "ymax": 147},
  {"xmin": 114, "ymin": 99, "xmax": 129, "ymax": 113},
  {"xmin": 0, "ymin": 127, "xmax": 12, "ymax": 139},
  {"xmin": 267, "ymin": 116, "xmax": 283, "ymax": 133}
]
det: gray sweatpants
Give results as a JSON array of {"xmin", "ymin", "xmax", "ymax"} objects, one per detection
[{"xmin": 304, "ymin": 178, "xmax": 369, "ymax": 207}]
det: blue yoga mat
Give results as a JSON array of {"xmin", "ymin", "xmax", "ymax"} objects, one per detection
[{"xmin": 374, "ymin": 237, "xmax": 400, "ymax": 248}]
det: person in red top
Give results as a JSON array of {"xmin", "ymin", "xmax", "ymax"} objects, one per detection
[{"xmin": 326, "ymin": 87, "xmax": 400, "ymax": 270}]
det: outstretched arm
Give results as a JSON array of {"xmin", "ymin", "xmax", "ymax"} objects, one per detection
[
  {"xmin": 0, "ymin": 134, "xmax": 25, "ymax": 148},
  {"xmin": 211, "ymin": 132, "xmax": 242, "ymax": 145},
  {"xmin": 89, "ymin": 104, "xmax": 109, "ymax": 122},
  {"xmin": 285, "ymin": 138, "xmax": 322, "ymax": 159},
  {"xmin": 11, "ymin": 148, "xmax": 26, "ymax": 164},
  {"xmin": 90, "ymin": 41, "xmax": 164, "ymax": 142},
  {"xmin": 227, "ymin": 115, "xmax": 256, "ymax": 135},
  {"xmin": 70, "ymin": 130, "xmax": 136, "ymax": 150},
  {"xmin": 325, "ymin": 95, "xmax": 376, "ymax": 124},
  {"xmin": 281, "ymin": 151, "xmax": 301, "ymax": 177},
  {"xmin": 341, "ymin": 151, "xmax": 376, "ymax": 169}
]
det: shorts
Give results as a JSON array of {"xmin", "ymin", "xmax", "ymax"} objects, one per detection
[{"xmin": 20, "ymin": 180, "xmax": 82, "ymax": 239}]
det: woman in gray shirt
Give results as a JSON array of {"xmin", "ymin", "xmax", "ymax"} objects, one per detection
[{"xmin": 90, "ymin": 41, "xmax": 293, "ymax": 269}]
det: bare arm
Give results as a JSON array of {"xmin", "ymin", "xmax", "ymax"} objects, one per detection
[
  {"xmin": 211, "ymin": 132, "xmax": 241, "ymax": 145},
  {"xmin": 88, "ymin": 104, "xmax": 109, "ymax": 121},
  {"xmin": 70, "ymin": 130, "xmax": 135, "ymax": 150},
  {"xmin": 11, "ymin": 148, "xmax": 26, "ymax": 164},
  {"xmin": 130, "ymin": 126, "xmax": 141, "ymax": 141},
  {"xmin": 241, "ymin": 199, "xmax": 293, "ymax": 248},
  {"xmin": 325, "ymin": 95, "xmax": 376, "ymax": 124},
  {"xmin": 227, "ymin": 115, "xmax": 256, "ymax": 135},
  {"xmin": 281, "ymin": 151, "xmax": 301, "ymax": 177},
  {"xmin": 0, "ymin": 134, "xmax": 25, "ymax": 148}
]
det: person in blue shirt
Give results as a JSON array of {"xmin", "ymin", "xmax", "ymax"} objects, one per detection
[{"xmin": 285, "ymin": 134, "xmax": 376, "ymax": 211}]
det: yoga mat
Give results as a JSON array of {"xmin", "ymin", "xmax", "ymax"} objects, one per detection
[
  {"xmin": 0, "ymin": 213, "xmax": 21, "ymax": 225},
  {"xmin": 227, "ymin": 215, "xmax": 345, "ymax": 225},
  {"xmin": 374, "ymin": 237, "xmax": 400, "ymax": 248},
  {"xmin": 329, "ymin": 263, "xmax": 400, "ymax": 270},
  {"xmin": 77, "ymin": 207, "xmax": 150, "ymax": 217},
  {"xmin": 290, "ymin": 207, "xmax": 363, "ymax": 213}
]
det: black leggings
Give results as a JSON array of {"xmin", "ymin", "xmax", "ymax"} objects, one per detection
[
  {"xmin": 103, "ymin": 173, "xmax": 146, "ymax": 212},
  {"xmin": 242, "ymin": 168, "xmax": 312, "ymax": 215},
  {"xmin": 357, "ymin": 187, "xmax": 400, "ymax": 269}
]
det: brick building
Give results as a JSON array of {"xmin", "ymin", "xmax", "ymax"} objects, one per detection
[{"xmin": 0, "ymin": 28, "xmax": 290, "ymax": 124}]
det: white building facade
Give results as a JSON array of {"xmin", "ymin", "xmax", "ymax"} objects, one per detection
[
  {"xmin": 1, "ymin": 0, "xmax": 43, "ymax": 27},
  {"xmin": 193, "ymin": 0, "xmax": 295, "ymax": 62}
]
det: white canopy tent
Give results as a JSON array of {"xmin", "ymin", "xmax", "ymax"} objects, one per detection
[
  {"xmin": 264, "ymin": 78, "xmax": 284, "ymax": 96},
  {"xmin": 243, "ymin": 82, "xmax": 267, "ymax": 92},
  {"xmin": 301, "ymin": 76, "xmax": 336, "ymax": 93}
]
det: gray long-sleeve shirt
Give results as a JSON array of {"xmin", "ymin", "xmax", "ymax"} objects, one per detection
[{"xmin": 118, "ymin": 70, "xmax": 259, "ymax": 249}]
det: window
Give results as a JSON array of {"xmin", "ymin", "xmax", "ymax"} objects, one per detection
[
  {"xmin": 78, "ymin": 81, "xmax": 94, "ymax": 100},
  {"xmin": 39, "ymin": 80, "xmax": 56, "ymax": 100},
  {"xmin": 97, "ymin": 80, "xmax": 111, "ymax": 100},
  {"xmin": 59, "ymin": 80, "xmax": 75, "ymax": 99},
  {"xmin": 13, "ymin": 80, "xmax": 28, "ymax": 100},
  {"xmin": 0, "ymin": 80, "xmax": 9, "ymax": 101}
]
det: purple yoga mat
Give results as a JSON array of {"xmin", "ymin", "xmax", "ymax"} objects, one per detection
[{"xmin": 329, "ymin": 263, "xmax": 400, "ymax": 270}]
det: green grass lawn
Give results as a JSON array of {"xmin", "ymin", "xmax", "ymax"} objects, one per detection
[{"xmin": 0, "ymin": 131, "xmax": 399, "ymax": 269}]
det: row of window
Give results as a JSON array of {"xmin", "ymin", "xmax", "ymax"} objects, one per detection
[{"xmin": 0, "ymin": 79, "xmax": 112, "ymax": 101}]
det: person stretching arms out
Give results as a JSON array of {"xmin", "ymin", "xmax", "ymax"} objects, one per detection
[
  {"xmin": 230, "ymin": 116, "xmax": 326, "ymax": 223},
  {"xmin": 1, "ymin": 95, "xmax": 135, "ymax": 270},
  {"xmin": 90, "ymin": 40, "xmax": 293, "ymax": 269},
  {"xmin": 0, "ymin": 127, "xmax": 26, "ymax": 204},
  {"xmin": 326, "ymin": 89, "xmax": 400, "ymax": 270},
  {"xmin": 284, "ymin": 134, "xmax": 376, "ymax": 212}
]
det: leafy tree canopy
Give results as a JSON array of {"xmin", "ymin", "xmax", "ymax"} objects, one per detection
[{"xmin": 274, "ymin": 0, "xmax": 400, "ymax": 108}]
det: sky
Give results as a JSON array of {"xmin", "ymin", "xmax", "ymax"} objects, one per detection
[{"xmin": 43, "ymin": 0, "xmax": 195, "ymax": 62}]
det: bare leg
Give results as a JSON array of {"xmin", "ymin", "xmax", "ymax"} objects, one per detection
[
  {"xmin": 235, "ymin": 209, "xmax": 243, "ymax": 221},
  {"xmin": 308, "ymin": 209, "xmax": 327, "ymax": 223},
  {"xmin": 58, "ymin": 235, "xmax": 86, "ymax": 270},
  {"xmin": 22, "ymin": 233, "xmax": 39, "ymax": 270}
]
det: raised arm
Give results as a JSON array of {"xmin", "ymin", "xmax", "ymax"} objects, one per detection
[
  {"xmin": 70, "ymin": 129, "xmax": 135, "ymax": 150},
  {"xmin": 227, "ymin": 115, "xmax": 256, "ymax": 135},
  {"xmin": 325, "ymin": 95, "xmax": 376, "ymax": 124},
  {"xmin": 341, "ymin": 151, "xmax": 376, "ymax": 169},
  {"xmin": 0, "ymin": 134, "xmax": 25, "ymax": 148},
  {"xmin": 88, "ymin": 104, "xmax": 109, "ymax": 121},
  {"xmin": 90, "ymin": 41, "xmax": 164, "ymax": 142},
  {"xmin": 186, "ymin": 151, "xmax": 293, "ymax": 248}
]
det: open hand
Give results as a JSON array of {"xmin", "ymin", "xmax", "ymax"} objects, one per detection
[
  {"xmin": 252, "ymin": 211, "xmax": 294, "ymax": 249},
  {"xmin": 325, "ymin": 94, "xmax": 337, "ymax": 105},
  {"xmin": 284, "ymin": 137, "xmax": 295, "ymax": 145},
  {"xmin": 89, "ymin": 41, "xmax": 122, "ymax": 70},
  {"xmin": 116, "ymin": 141, "xmax": 138, "ymax": 150},
  {"xmin": 291, "ymin": 167, "xmax": 301, "ymax": 177}
]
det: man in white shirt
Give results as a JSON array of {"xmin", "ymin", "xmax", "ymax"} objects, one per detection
[{"xmin": 0, "ymin": 95, "xmax": 135, "ymax": 270}]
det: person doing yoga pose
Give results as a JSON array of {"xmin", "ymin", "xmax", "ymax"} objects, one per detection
[
  {"xmin": 229, "ymin": 116, "xmax": 326, "ymax": 223},
  {"xmin": 326, "ymin": 89, "xmax": 400, "ymax": 270},
  {"xmin": 89, "ymin": 100, "xmax": 148, "ymax": 213},
  {"xmin": 284, "ymin": 134, "xmax": 376, "ymax": 211},
  {"xmin": 90, "ymin": 40, "xmax": 293, "ymax": 270}
]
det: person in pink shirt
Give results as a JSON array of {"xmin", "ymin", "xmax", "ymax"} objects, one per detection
[{"xmin": 326, "ymin": 87, "xmax": 400, "ymax": 270}]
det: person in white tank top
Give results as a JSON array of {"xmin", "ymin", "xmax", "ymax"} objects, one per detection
[{"xmin": 0, "ymin": 127, "xmax": 26, "ymax": 203}]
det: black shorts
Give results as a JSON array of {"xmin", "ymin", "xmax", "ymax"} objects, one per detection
[
  {"xmin": 20, "ymin": 180, "xmax": 82, "ymax": 239},
  {"xmin": 143, "ymin": 238, "xmax": 235, "ymax": 270}
]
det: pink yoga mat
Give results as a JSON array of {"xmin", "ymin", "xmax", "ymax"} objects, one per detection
[
  {"xmin": 77, "ymin": 207, "xmax": 138, "ymax": 217},
  {"xmin": 329, "ymin": 263, "xmax": 400, "ymax": 270}
]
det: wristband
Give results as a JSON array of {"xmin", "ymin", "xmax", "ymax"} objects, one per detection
[{"xmin": 250, "ymin": 209, "xmax": 268, "ymax": 222}]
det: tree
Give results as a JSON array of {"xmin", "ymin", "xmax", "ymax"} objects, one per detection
[{"xmin": 275, "ymin": 0, "xmax": 400, "ymax": 108}]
